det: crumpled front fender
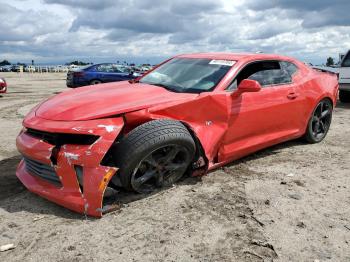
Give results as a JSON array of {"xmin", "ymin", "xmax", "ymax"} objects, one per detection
[
  {"xmin": 124, "ymin": 92, "xmax": 231, "ymax": 167},
  {"xmin": 16, "ymin": 115, "xmax": 124, "ymax": 217}
]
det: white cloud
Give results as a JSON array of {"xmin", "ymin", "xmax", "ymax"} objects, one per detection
[{"xmin": 0, "ymin": 0, "xmax": 349, "ymax": 64}]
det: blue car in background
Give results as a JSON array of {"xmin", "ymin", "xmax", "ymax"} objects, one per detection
[{"xmin": 66, "ymin": 63, "xmax": 138, "ymax": 88}]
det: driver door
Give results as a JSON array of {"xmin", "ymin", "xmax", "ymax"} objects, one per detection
[{"xmin": 218, "ymin": 60, "xmax": 304, "ymax": 162}]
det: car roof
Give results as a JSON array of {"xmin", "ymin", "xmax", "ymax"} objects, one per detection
[
  {"xmin": 93, "ymin": 63, "xmax": 127, "ymax": 66},
  {"xmin": 176, "ymin": 52, "xmax": 296, "ymax": 63}
]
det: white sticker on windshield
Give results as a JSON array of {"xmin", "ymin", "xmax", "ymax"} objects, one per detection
[{"xmin": 209, "ymin": 60, "xmax": 236, "ymax": 66}]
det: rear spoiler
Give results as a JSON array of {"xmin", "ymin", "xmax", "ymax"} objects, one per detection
[{"xmin": 312, "ymin": 66, "xmax": 339, "ymax": 79}]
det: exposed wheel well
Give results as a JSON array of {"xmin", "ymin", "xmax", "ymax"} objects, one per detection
[
  {"xmin": 178, "ymin": 121, "xmax": 208, "ymax": 170},
  {"xmin": 101, "ymin": 118, "xmax": 208, "ymax": 172}
]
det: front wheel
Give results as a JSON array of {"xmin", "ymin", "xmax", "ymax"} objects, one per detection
[
  {"xmin": 90, "ymin": 79, "xmax": 102, "ymax": 85},
  {"xmin": 304, "ymin": 99, "xmax": 333, "ymax": 143},
  {"xmin": 112, "ymin": 120, "xmax": 196, "ymax": 193}
]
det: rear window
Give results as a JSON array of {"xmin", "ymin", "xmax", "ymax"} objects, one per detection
[
  {"xmin": 248, "ymin": 68, "xmax": 291, "ymax": 86},
  {"xmin": 341, "ymin": 51, "xmax": 350, "ymax": 67},
  {"xmin": 280, "ymin": 61, "xmax": 298, "ymax": 76},
  {"xmin": 80, "ymin": 65, "xmax": 91, "ymax": 70}
]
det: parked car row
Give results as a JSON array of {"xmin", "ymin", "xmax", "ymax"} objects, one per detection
[
  {"xmin": 0, "ymin": 65, "xmax": 16, "ymax": 72},
  {"xmin": 1, "ymin": 65, "xmax": 34, "ymax": 72},
  {"xmin": 0, "ymin": 64, "xmax": 77, "ymax": 73},
  {"xmin": 0, "ymin": 65, "xmax": 40, "ymax": 72}
]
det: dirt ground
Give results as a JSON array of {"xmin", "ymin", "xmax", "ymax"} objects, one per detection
[{"xmin": 0, "ymin": 72, "xmax": 349, "ymax": 262}]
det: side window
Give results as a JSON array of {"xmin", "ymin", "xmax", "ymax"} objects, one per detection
[
  {"xmin": 89, "ymin": 66, "xmax": 97, "ymax": 71},
  {"xmin": 341, "ymin": 51, "xmax": 350, "ymax": 67},
  {"xmin": 96, "ymin": 65, "xmax": 106, "ymax": 72},
  {"xmin": 227, "ymin": 61, "xmax": 291, "ymax": 90},
  {"xmin": 96, "ymin": 64, "xmax": 129, "ymax": 73},
  {"xmin": 280, "ymin": 61, "xmax": 298, "ymax": 76},
  {"xmin": 96, "ymin": 64, "xmax": 113, "ymax": 72},
  {"xmin": 111, "ymin": 65, "xmax": 130, "ymax": 73},
  {"xmin": 111, "ymin": 65, "xmax": 122, "ymax": 73}
]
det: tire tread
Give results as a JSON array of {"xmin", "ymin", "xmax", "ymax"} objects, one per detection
[{"xmin": 113, "ymin": 119, "xmax": 195, "ymax": 190}]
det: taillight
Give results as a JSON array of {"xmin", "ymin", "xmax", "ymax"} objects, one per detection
[
  {"xmin": 73, "ymin": 72, "xmax": 84, "ymax": 77},
  {"xmin": 0, "ymin": 78, "xmax": 6, "ymax": 88}
]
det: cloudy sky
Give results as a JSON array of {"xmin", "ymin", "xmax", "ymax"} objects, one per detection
[{"xmin": 1, "ymin": 0, "xmax": 349, "ymax": 65}]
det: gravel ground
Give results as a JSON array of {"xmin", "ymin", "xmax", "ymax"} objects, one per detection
[{"xmin": 0, "ymin": 72, "xmax": 349, "ymax": 261}]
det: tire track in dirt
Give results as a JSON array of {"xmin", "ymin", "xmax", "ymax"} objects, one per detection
[
  {"xmin": 0, "ymin": 155, "xmax": 25, "ymax": 201},
  {"xmin": 177, "ymin": 164, "xmax": 278, "ymax": 261},
  {"xmin": 0, "ymin": 100, "xmax": 43, "ymax": 120}
]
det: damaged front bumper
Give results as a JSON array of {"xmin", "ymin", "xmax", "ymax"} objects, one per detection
[{"xmin": 16, "ymin": 111, "xmax": 124, "ymax": 217}]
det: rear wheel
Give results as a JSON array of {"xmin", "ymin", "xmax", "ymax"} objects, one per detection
[
  {"xmin": 339, "ymin": 90, "xmax": 350, "ymax": 103},
  {"xmin": 90, "ymin": 79, "xmax": 102, "ymax": 85},
  {"xmin": 304, "ymin": 99, "xmax": 332, "ymax": 143},
  {"xmin": 113, "ymin": 120, "xmax": 195, "ymax": 193}
]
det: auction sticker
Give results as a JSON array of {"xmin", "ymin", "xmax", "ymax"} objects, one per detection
[{"xmin": 209, "ymin": 60, "xmax": 236, "ymax": 66}]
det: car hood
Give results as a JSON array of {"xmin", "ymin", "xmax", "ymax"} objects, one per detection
[{"xmin": 36, "ymin": 81, "xmax": 197, "ymax": 121}]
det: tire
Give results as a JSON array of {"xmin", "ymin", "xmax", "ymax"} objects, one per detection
[
  {"xmin": 113, "ymin": 120, "xmax": 196, "ymax": 193},
  {"xmin": 304, "ymin": 99, "xmax": 333, "ymax": 143},
  {"xmin": 339, "ymin": 90, "xmax": 350, "ymax": 103},
  {"xmin": 90, "ymin": 79, "xmax": 102, "ymax": 85}
]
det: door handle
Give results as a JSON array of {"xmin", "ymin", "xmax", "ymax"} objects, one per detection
[{"xmin": 287, "ymin": 92, "xmax": 298, "ymax": 99}]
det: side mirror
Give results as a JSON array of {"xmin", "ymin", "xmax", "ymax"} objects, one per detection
[{"xmin": 237, "ymin": 79, "xmax": 262, "ymax": 94}]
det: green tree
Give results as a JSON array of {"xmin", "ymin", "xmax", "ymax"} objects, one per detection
[
  {"xmin": 65, "ymin": 61, "xmax": 90, "ymax": 66},
  {"xmin": 326, "ymin": 57, "xmax": 334, "ymax": 67},
  {"xmin": 0, "ymin": 60, "xmax": 11, "ymax": 66}
]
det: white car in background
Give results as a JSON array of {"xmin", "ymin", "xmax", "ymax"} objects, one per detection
[{"xmin": 339, "ymin": 50, "xmax": 350, "ymax": 102}]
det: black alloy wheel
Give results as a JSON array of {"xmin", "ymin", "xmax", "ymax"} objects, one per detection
[
  {"xmin": 130, "ymin": 144, "xmax": 192, "ymax": 193},
  {"xmin": 112, "ymin": 119, "xmax": 196, "ymax": 193},
  {"xmin": 305, "ymin": 99, "xmax": 332, "ymax": 143}
]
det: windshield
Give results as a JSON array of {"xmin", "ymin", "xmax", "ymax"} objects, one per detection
[{"xmin": 139, "ymin": 58, "xmax": 235, "ymax": 93}]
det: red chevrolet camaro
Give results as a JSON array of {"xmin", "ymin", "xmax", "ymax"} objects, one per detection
[{"xmin": 16, "ymin": 53, "xmax": 338, "ymax": 217}]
